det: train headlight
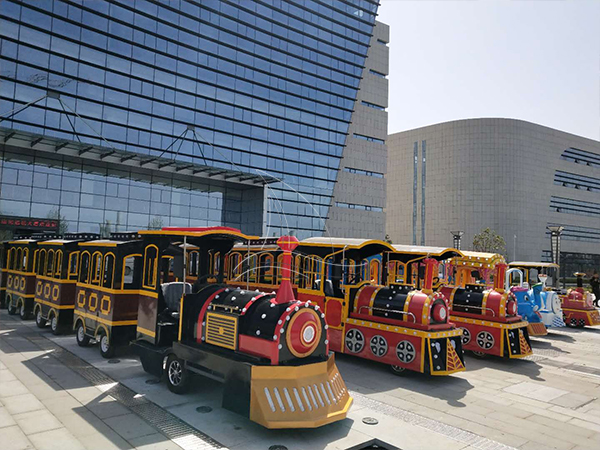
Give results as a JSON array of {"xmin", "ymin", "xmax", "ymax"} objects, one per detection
[
  {"xmin": 285, "ymin": 308, "xmax": 322, "ymax": 358},
  {"xmin": 431, "ymin": 303, "xmax": 447, "ymax": 322},
  {"xmin": 507, "ymin": 299, "xmax": 517, "ymax": 316}
]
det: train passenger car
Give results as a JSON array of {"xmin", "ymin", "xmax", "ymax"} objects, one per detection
[
  {"xmin": 508, "ymin": 262, "xmax": 565, "ymax": 329},
  {"xmin": 132, "ymin": 227, "xmax": 351, "ymax": 429},
  {"xmin": 440, "ymin": 258, "xmax": 532, "ymax": 358},
  {"xmin": 5, "ymin": 238, "xmax": 43, "ymax": 319},
  {"xmin": 33, "ymin": 234, "xmax": 98, "ymax": 334},
  {"xmin": 0, "ymin": 242, "xmax": 7, "ymax": 309},
  {"xmin": 73, "ymin": 234, "xmax": 144, "ymax": 357},
  {"xmin": 226, "ymin": 238, "xmax": 466, "ymax": 376},
  {"xmin": 560, "ymin": 273, "xmax": 600, "ymax": 327}
]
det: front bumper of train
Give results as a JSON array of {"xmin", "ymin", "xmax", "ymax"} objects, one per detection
[{"xmin": 249, "ymin": 353, "xmax": 352, "ymax": 429}]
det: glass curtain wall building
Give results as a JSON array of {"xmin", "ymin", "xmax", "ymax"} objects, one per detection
[{"xmin": 0, "ymin": 0, "xmax": 379, "ymax": 237}]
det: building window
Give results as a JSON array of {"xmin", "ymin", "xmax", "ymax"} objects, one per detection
[
  {"xmin": 554, "ymin": 170, "xmax": 600, "ymax": 192},
  {"xmin": 353, "ymin": 133, "xmax": 385, "ymax": 145},
  {"xmin": 550, "ymin": 196, "xmax": 600, "ymax": 218},
  {"xmin": 344, "ymin": 167, "xmax": 384, "ymax": 178},
  {"xmin": 560, "ymin": 148, "xmax": 600, "ymax": 169},
  {"xmin": 369, "ymin": 69, "xmax": 387, "ymax": 78},
  {"xmin": 335, "ymin": 202, "xmax": 383, "ymax": 212},
  {"xmin": 361, "ymin": 101, "xmax": 385, "ymax": 111}
]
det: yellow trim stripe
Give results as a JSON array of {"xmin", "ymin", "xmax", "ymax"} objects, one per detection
[
  {"xmin": 6, "ymin": 289, "xmax": 34, "ymax": 298},
  {"xmin": 450, "ymin": 315, "xmax": 528, "ymax": 330},
  {"xmin": 35, "ymin": 298, "xmax": 74, "ymax": 310},
  {"xmin": 345, "ymin": 318, "xmax": 463, "ymax": 338},
  {"xmin": 79, "ymin": 242, "xmax": 118, "ymax": 247},
  {"xmin": 77, "ymin": 283, "xmax": 158, "ymax": 298},
  {"xmin": 74, "ymin": 311, "xmax": 137, "ymax": 326},
  {"xmin": 36, "ymin": 275, "xmax": 76, "ymax": 284},
  {"xmin": 137, "ymin": 326, "xmax": 156, "ymax": 338},
  {"xmin": 7, "ymin": 270, "xmax": 35, "ymax": 276}
]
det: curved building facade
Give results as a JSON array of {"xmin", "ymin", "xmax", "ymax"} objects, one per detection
[{"xmin": 387, "ymin": 118, "xmax": 600, "ymax": 275}]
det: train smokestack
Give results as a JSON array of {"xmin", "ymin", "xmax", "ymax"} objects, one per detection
[{"xmin": 275, "ymin": 235, "xmax": 299, "ymax": 304}]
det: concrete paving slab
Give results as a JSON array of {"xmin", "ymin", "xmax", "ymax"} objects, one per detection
[
  {"xmin": 103, "ymin": 413, "xmax": 157, "ymax": 440},
  {"xmin": 503, "ymin": 381, "xmax": 569, "ymax": 402},
  {"xmin": 84, "ymin": 395, "xmax": 131, "ymax": 420},
  {"xmin": 0, "ymin": 380, "xmax": 30, "ymax": 398},
  {"xmin": 13, "ymin": 409, "xmax": 64, "ymax": 435},
  {"xmin": 0, "ymin": 425, "xmax": 34, "ymax": 450},
  {"xmin": 0, "ymin": 405, "xmax": 17, "ymax": 428},
  {"xmin": 27, "ymin": 427, "xmax": 85, "ymax": 450},
  {"xmin": 551, "ymin": 392, "xmax": 597, "ymax": 409},
  {"xmin": 2, "ymin": 394, "xmax": 45, "ymax": 415},
  {"xmin": 128, "ymin": 433, "xmax": 184, "ymax": 450}
]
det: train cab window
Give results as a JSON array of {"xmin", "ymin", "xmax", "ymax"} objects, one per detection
[
  {"xmin": 247, "ymin": 254, "xmax": 257, "ymax": 283},
  {"xmin": 259, "ymin": 254, "xmax": 273, "ymax": 284},
  {"xmin": 102, "ymin": 254, "xmax": 115, "ymax": 288},
  {"xmin": 123, "ymin": 254, "xmax": 141, "ymax": 289},
  {"xmin": 304, "ymin": 256, "xmax": 322, "ymax": 291},
  {"xmin": 293, "ymin": 255, "xmax": 302, "ymax": 286},
  {"xmin": 23, "ymin": 248, "xmax": 28, "ymax": 271},
  {"xmin": 55, "ymin": 250, "xmax": 63, "ymax": 279},
  {"xmin": 143, "ymin": 245, "xmax": 158, "ymax": 289},
  {"xmin": 46, "ymin": 250, "xmax": 55, "ymax": 277},
  {"xmin": 90, "ymin": 252, "xmax": 102, "ymax": 285},
  {"xmin": 212, "ymin": 251, "xmax": 220, "ymax": 277},
  {"xmin": 68, "ymin": 252, "xmax": 79, "ymax": 280},
  {"xmin": 189, "ymin": 251, "xmax": 199, "ymax": 277},
  {"xmin": 37, "ymin": 249, "xmax": 47, "ymax": 275},
  {"xmin": 229, "ymin": 252, "xmax": 242, "ymax": 280},
  {"xmin": 79, "ymin": 252, "xmax": 90, "ymax": 283},
  {"xmin": 16, "ymin": 248, "xmax": 22, "ymax": 271}
]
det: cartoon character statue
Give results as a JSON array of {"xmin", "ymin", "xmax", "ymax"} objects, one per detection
[
  {"xmin": 507, "ymin": 268, "xmax": 547, "ymax": 336},
  {"xmin": 536, "ymin": 275, "xmax": 565, "ymax": 328}
]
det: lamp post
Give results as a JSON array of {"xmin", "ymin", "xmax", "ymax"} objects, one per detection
[
  {"xmin": 547, "ymin": 226, "xmax": 564, "ymax": 288},
  {"xmin": 451, "ymin": 231, "xmax": 464, "ymax": 250}
]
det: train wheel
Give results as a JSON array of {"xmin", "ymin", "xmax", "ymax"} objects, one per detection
[
  {"xmin": 50, "ymin": 315, "xmax": 61, "ymax": 335},
  {"xmin": 471, "ymin": 351, "xmax": 488, "ymax": 359},
  {"xmin": 565, "ymin": 318, "xmax": 577, "ymax": 328},
  {"xmin": 35, "ymin": 310, "xmax": 47, "ymax": 328},
  {"xmin": 7, "ymin": 299, "xmax": 17, "ymax": 315},
  {"xmin": 76, "ymin": 324, "xmax": 90, "ymax": 347},
  {"xmin": 166, "ymin": 354, "xmax": 189, "ymax": 394},
  {"xmin": 19, "ymin": 303, "xmax": 30, "ymax": 320},
  {"xmin": 390, "ymin": 365, "xmax": 407, "ymax": 376},
  {"xmin": 99, "ymin": 333, "xmax": 115, "ymax": 359}
]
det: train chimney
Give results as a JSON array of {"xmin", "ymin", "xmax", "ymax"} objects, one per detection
[
  {"xmin": 275, "ymin": 235, "xmax": 299, "ymax": 304},
  {"xmin": 422, "ymin": 258, "xmax": 438, "ymax": 294},
  {"xmin": 494, "ymin": 263, "xmax": 507, "ymax": 293}
]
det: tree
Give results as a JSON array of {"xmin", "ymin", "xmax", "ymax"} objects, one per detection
[
  {"xmin": 472, "ymin": 228, "xmax": 506, "ymax": 254},
  {"xmin": 47, "ymin": 208, "xmax": 69, "ymax": 235},
  {"xmin": 148, "ymin": 216, "xmax": 164, "ymax": 230}
]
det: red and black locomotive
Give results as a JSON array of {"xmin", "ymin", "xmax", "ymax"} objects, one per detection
[{"xmin": 132, "ymin": 227, "xmax": 351, "ymax": 429}]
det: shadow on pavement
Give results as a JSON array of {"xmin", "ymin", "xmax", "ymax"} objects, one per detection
[{"xmin": 464, "ymin": 352, "xmax": 544, "ymax": 381}]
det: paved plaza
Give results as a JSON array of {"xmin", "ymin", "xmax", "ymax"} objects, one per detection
[{"xmin": 1, "ymin": 310, "xmax": 600, "ymax": 450}]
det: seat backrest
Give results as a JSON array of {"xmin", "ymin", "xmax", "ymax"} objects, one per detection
[{"xmin": 161, "ymin": 282, "xmax": 192, "ymax": 312}]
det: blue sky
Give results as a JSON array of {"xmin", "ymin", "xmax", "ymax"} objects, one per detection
[{"xmin": 379, "ymin": 0, "xmax": 600, "ymax": 140}]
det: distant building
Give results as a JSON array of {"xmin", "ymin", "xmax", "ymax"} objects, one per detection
[
  {"xmin": 0, "ymin": 0, "xmax": 385, "ymax": 238},
  {"xmin": 387, "ymin": 118, "xmax": 600, "ymax": 276}
]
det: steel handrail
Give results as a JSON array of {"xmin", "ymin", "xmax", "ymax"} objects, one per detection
[{"xmin": 358, "ymin": 305, "xmax": 417, "ymax": 322}]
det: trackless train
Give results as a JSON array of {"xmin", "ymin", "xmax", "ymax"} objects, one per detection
[
  {"xmin": 224, "ymin": 237, "xmax": 466, "ymax": 376},
  {"xmin": 130, "ymin": 227, "xmax": 352, "ymax": 429}
]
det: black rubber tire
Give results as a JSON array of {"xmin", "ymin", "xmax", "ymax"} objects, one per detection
[
  {"xmin": 390, "ymin": 365, "xmax": 407, "ymax": 376},
  {"xmin": 76, "ymin": 323, "xmax": 90, "ymax": 347},
  {"xmin": 19, "ymin": 303, "xmax": 30, "ymax": 320},
  {"xmin": 471, "ymin": 350, "xmax": 488, "ymax": 359},
  {"xmin": 50, "ymin": 314, "xmax": 61, "ymax": 335},
  {"xmin": 165, "ymin": 354, "xmax": 189, "ymax": 394},
  {"xmin": 35, "ymin": 309, "xmax": 47, "ymax": 328},
  {"xmin": 99, "ymin": 333, "xmax": 115, "ymax": 359},
  {"xmin": 7, "ymin": 299, "xmax": 17, "ymax": 315}
]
